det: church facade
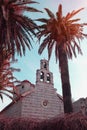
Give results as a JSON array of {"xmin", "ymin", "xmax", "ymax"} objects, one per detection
[{"xmin": 0, "ymin": 59, "xmax": 64, "ymax": 120}]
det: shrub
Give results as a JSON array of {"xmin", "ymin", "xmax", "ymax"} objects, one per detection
[{"xmin": 0, "ymin": 113, "xmax": 87, "ymax": 130}]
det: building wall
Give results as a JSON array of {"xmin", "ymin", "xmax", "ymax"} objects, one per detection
[
  {"xmin": 21, "ymin": 84, "xmax": 64, "ymax": 120},
  {"xmin": 73, "ymin": 98, "xmax": 87, "ymax": 116},
  {"xmin": 0, "ymin": 81, "xmax": 34, "ymax": 118},
  {"xmin": 0, "ymin": 83, "xmax": 63, "ymax": 120},
  {"xmin": 0, "ymin": 59, "xmax": 64, "ymax": 120},
  {"xmin": 1, "ymin": 100, "xmax": 22, "ymax": 118}
]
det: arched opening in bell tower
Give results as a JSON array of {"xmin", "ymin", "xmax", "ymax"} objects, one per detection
[
  {"xmin": 47, "ymin": 73, "xmax": 50, "ymax": 83},
  {"xmin": 43, "ymin": 62, "xmax": 47, "ymax": 69},
  {"xmin": 40, "ymin": 71, "xmax": 44, "ymax": 82}
]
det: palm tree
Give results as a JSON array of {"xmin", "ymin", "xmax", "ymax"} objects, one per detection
[
  {"xmin": 0, "ymin": 0, "xmax": 41, "ymax": 58},
  {"xmin": 37, "ymin": 4, "xmax": 87, "ymax": 113},
  {"xmin": 0, "ymin": 49, "xmax": 20, "ymax": 101}
]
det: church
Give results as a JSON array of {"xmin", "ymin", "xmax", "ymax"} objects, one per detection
[{"xmin": 0, "ymin": 59, "xmax": 64, "ymax": 120}]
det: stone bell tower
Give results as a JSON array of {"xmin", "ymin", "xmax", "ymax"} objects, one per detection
[{"xmin": 36, "ymin": 59, "xmax": 53, "ymax": 87}]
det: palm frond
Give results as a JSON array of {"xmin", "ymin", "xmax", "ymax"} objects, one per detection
[
  {"xmin": 48, "ymin": 40, "xmax": 55, "ymax": 60},
  {"xmin": 38, "ymin": 35, "xmax": 51, "ymax": 54},
  {"xmin": 56, "ymin": 4, "xmax": 62, "ymax": 20},
  {"xmin": 14, "ymin": 1, "xmax": 39, "ymax": 5},
  {"xmin": 55, "ymin": 43, "xmax": 59, "ymax": 62},
  {"xmin": 0, "ymin": 90, "xmax": 16, "ymax": 102},
  {"xmin": 0, "ymin": 50, "xmax": 21, "ymax": 101},
  {"xmin": 0, "ymin": 93, "xmax": 3, "ymax": 102},
  {"xmin": 73, "ymin": 40, "xmax": 82, "ymax": 55},
  {"xmin": 35, "ymin": 18, "xmax": 48, "ymax": 23},
  {"xmin": 67, "ymin": 18, "xmax": 81, "ymax": 23},
  {"xmin": 0, "ymin": 0, "xmax": 41, "ymax": 58},
  {"xmin": 14, "ymin": 6, "xmax": 42, "ymax": 13},
  {"xmin": 44, "ymin": 8, "xmax": 55, "ymax": 18},
  {"xmin": 66, "ymin": 8, "xmax": 84, "ymax": 20}
]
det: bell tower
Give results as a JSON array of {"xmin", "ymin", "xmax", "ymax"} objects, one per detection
[{"xmin": 36, "ymin": 59, "xmax": 53, "ymax": 87}]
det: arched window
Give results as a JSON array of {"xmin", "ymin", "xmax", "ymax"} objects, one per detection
[
  {"xmin": 47, "ymin": 73, "xmax": 50, "ymax": 83},
  {"xmin": 40, "ymin": 71, "xmax": 44, "ymax": 81},
  {"xmin": 22, "ymin": 85, "xmax": 24, "ymax": 89},
  {"xmin": 43, "ymin": 62, "xmax": 47, "ymax": 69}
]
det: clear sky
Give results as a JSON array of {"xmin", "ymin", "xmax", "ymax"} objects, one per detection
[{"xmin": 0, "ymin": 0, "xmax": 87, "ymax": 111}]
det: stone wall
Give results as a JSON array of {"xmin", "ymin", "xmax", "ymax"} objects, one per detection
[
  {"xmin": 73, "ymin": 98, "xmax": 87, "ymax": 116},
  {"xmin": 21, "ymin": 84, "xmax": 64, "ymax": 120},
  {"xmin": 0, "ymin": 100, "xmax": 22, "ymax": 118},
  {"xmin": 0, "ymin": 84, "xmax": 64, "ymax": 120}
]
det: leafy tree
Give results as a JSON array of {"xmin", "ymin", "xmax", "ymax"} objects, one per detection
[
  {"xmin": 0, "ymin": 50, "xmax": 20, "ymax": 101},
  {"xmin": 36, "ymin": 4, "xmax": 87, "ymax": 113},
  {"xmin": 0, "ymin": 0, "xmax": 41, "ymax": 58},
  {"xmin": 0, "ymin": 0, "xmax": 42, "ymax": 101}
]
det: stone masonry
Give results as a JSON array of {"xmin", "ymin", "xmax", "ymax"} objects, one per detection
[{"xmin": 0, "ymin": 59, "xmax": 64, "ymax": 120}]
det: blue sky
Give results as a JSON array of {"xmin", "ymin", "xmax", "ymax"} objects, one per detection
[{"xmin": 0, "ymin": 0, "xmax": 87, "ymax": 111}]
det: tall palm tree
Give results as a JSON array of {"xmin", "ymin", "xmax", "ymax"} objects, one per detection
[
  {"xmin": 0, "ymin": 0, "xmax": 41, "ymax": 58},
  {"xmin": 37, "ymin": 4, "xmax": 87, "ymax": 113}
]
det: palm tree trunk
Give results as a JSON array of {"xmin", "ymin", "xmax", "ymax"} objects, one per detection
[{"xmin": 58, "ymin": 46, "xmax": 73, "ymax": 113}]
